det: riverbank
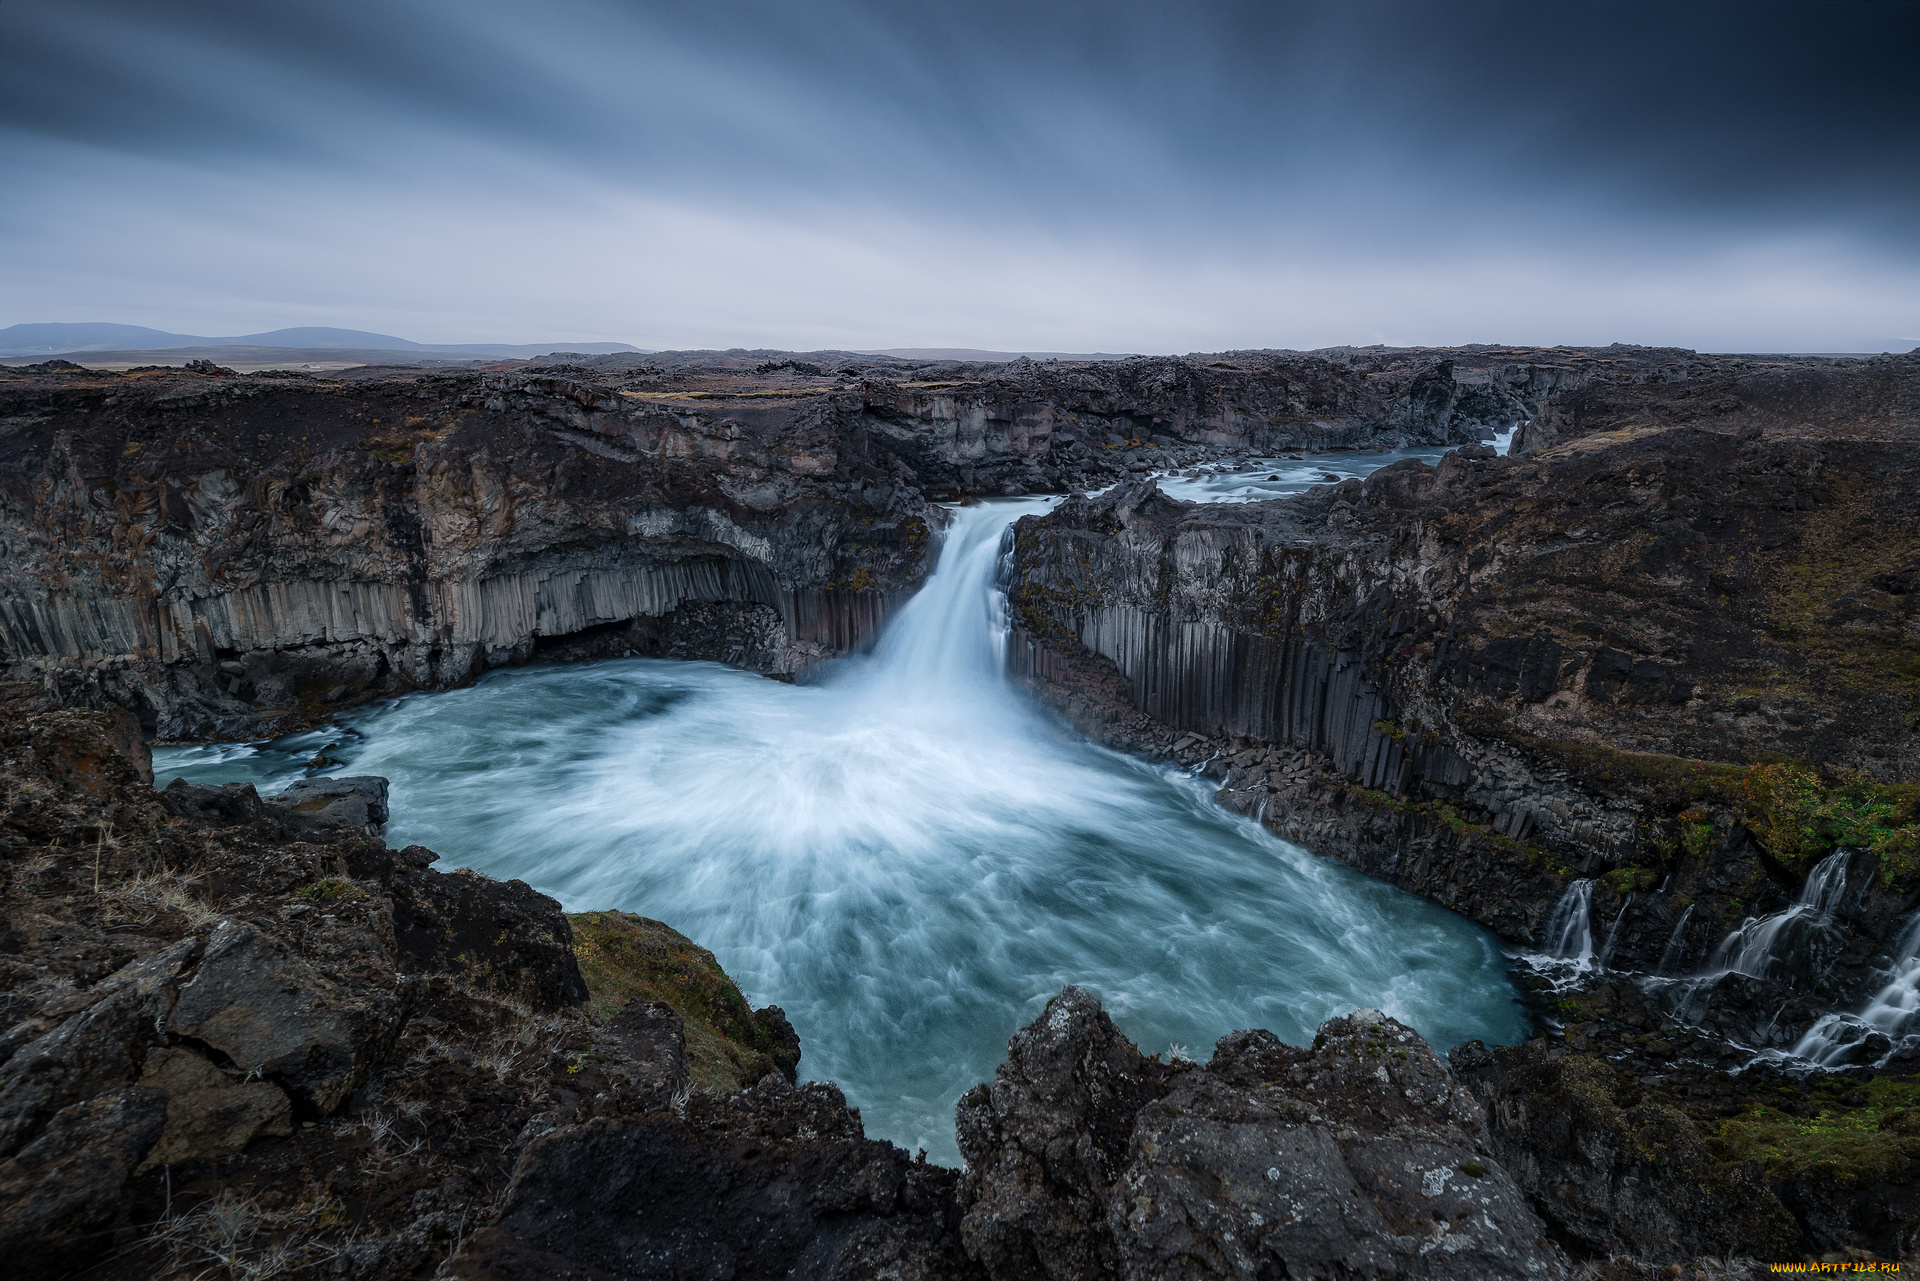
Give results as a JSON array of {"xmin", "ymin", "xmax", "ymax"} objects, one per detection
[{"xmin": 0, "ymin": 686, "xmax": 1806, "ymax": 1278}]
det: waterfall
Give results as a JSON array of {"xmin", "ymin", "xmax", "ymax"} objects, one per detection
[
  {"xmin": 159, "ymin": 495, "xmax": 1530, "ymax": 1164},
  {"xmin": 1657, "ymin": 905, "xmax": 1695, "ymax": 975},
  {"xmin": 1702, "ymin": 851, "xmax": 1854, "ymax": 986},
  {"xmin": 1542, "ymin": 879, "xmax": 1595, "ymax": 963},
  {"xmin": 1597, "ymin": 894, "xmax": 1633, "ymax": 969},
  {"xmin": 1793, "ymin": 914, "xmax": 1920, "ymax": 1066}
]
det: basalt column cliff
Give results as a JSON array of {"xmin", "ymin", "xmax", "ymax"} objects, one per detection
[
  {"xmin": 7, "ymin": 344, "xmax": 1920, "ymax": 1273},
  {"xmin": 0, "ymin": 344, "xmax": 1652, "ymax": 740}
]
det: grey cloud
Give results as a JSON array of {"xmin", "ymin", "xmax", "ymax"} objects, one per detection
[{"xmin": 0, "ymin": 1, "xmax": 1914, "ymax": 349}]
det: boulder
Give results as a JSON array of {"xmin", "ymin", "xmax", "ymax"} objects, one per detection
[
  {"xmin": 1110, "ymin": 1015, "xmax": 1563, "ymax": 1280},
  {"xmin": 955, "ymin": 985, "xmax": 1178, "ymax": 1279},
  {"xmin": 160, "ymin": 777, "xmax": 277, "ymax": 827},
  {"xmin": 0, "ymin": 1085, "xmax": 167, "ymax": 1278},
  {"xmin": 389, "ymin": 846, "xmax": 589, "ymax": 1011},
  {"xmin": 957, "ymin": 990, "xmax": 1568, "ymax": 1281},
  {"xmin": 267, "ymin": 774, "xmax": 390, "ymax": 834},
  {"xmin": 450, "ymin": 1071, "xmax": 976, "ymax": 1280},
  {"xmin": 0, "ymin": 937, "xmax": 201, "ymax": 1159},
  {"xmin": 135, "ymin": 1045, "xmax": 294, "ymax": 1170},
  {"xmin": 167, "ymin": 918, "xmax": 406, "ymax": 1113}
]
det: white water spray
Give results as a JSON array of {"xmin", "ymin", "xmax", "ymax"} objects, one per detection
[
  {"xmin": 1703, "ymin": 851, "xmax": 1854, "ymax": 985},
  {"xmin": 1794, "ymin": 914, "xmax": 1920, "ymax": 1066},
  {"xmin": 1657, "ymin": 905, "xmax": 1695, "ymax": 976},
  {"xmin": 1542, "ymin": 879, "xmax": 1596, "ymax": 964},
  {"xmin": 157, "ymin": 498, "xmax": 1528, "ymax": 1163}
]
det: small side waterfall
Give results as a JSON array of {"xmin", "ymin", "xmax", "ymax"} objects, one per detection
[
  {"xmin": 1542, "ymin": 879, "xmax": 1595, "ymax": 963},
  {"xmin": 1793, "ymin": 915, "xmax": 1920, "ymax": 1066},
  {"xmin": 1657, "ymin": 905, "xmax": 1695, "ymax": 975},
  {"xmin": 1597, "ymin": 894, "xmax": 1633, "ymax": 968},
  {"xmin": 1702, "ymin": 851, "xmax": 1854, "ymax": 986}
]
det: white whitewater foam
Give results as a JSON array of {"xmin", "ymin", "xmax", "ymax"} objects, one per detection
[{"xmin": 157, "ymin": 498, "xmax": 1528, "ymax": 1163}]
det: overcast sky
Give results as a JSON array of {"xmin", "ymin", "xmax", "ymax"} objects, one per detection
[{"xmin": 3, "ymin": 0, "xmax": 1915, "ymax": 352}]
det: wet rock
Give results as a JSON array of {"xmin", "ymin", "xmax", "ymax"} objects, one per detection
[
  {"xmin": 955, "ymin": 985, "xmax": 1178, "ymax": 1278},
  {"xmin": 267, "ymin": 774, "xmax": 390, "ymax": 834},
  {"xmin": 1449, "ymin": 1039, "xmax": 1797, "ymax": 1259},
  {"xmin": 389, "ymin": 846, "xmax": 589, "ymax": 1011},
  {"xmin": 957, "ymin": 990, "xmax": 1566, "ymax": 1281},
  {"xmin": 0, "ymin": 937, "xmax": 201, "ymax": 1159},
  {"xmin": 134, "ymin": 1045, "xmax": 293, "ymax": 1170},
  {"xmin": 451, "ymin": 1073, "xmax": 979, "ymax": 1281},
  {"xmin": 0, "ymin": 1085, "xmax": 166, "ymax": 1278},
  {"xmin": 167, "ymin": 917, "xmax": 405, "ymax": 1113}
]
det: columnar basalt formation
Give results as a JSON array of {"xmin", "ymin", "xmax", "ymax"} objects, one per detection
[
  {"xmin": 0, "ymin": 365, "xmax": 949, "ymax": 739},
  {"xmin": 0, "ymin": 343, "xmax": 1836, "ymax": 739},
  {"xmin": 1005, "ymin": 353, "xmax": 1920, "ymax": 1054}
]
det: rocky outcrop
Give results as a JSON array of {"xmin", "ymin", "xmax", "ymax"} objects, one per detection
[
  {"xmin": 955, "ymin": 986, "xmax": 1568, "ymax": 1280},
  {"xmin": 1450, "ymin": 1039, "xmax": 1797, "ymax": 1259},
  {"xmin": 1512, "ymin": 350, "xmax": 1920, "ymax": 455},
  {"xmin": 453, "ymin": 1070, "xmax": 979, "ymax": 1281},
  {"xmin": 1004, "ymin": 392, "xmax": 1920, "ymax": 980},
  {"xmin": 568, "ymin": 908, "xmax": 802, "ymax": 1089},
  {"xmin": 0, "ymin": 344, "xmax": 1702, "ymax": 740},
  {"xmin": 955, "ymin": 986, "xmax": 1179, "ymax": 1278},
  {"xmin": 266, "ymin": 773, "xmax": 389, "ymax": 834},
  {"xmin": 0, "ymin": 685, "xmax": 936, "ymax": 1280}
]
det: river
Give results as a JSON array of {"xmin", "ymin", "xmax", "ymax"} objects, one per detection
[{"xmin": 157, "ymin": 444, "xmax": 1526, "ymax": 1163}]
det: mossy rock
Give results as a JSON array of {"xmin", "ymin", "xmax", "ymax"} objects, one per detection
[
  {"xmin": 1456, "ymin": 1041, "xmax": 1799, "ymax": 1259},
  {"xmin": 568, "ymin": 909, "xmax": 800, "ymax": 1093},
  {"xmin": 1704, "ymin": 1075, "xmax": 1920, "ymax": 1191},
  {"xmin": 1536, "ymin": 737, "xmax": 1920, "ymax": 883}
]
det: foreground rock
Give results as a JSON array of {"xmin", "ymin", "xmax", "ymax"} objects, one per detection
[
  {"xmin": 957, "ymin": 986, "xmax": 1568, "ymax": 1280},
  {"xmin": 453, "ymin": 1069, "xmax": 977, "ymax": 1281},
  {"xmin": 0, "ymin": 685, "xmax": 953, "ymax": 1280}
]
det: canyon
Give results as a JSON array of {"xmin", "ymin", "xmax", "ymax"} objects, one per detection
[{"xmin": 2, "ymin": 343, "xmax": 1918, "ymax": 1276}]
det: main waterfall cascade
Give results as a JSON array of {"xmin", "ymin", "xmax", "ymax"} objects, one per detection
[{"xmin": 157, "ymin": 453, "xmax": 1530, "ymax": 1164}]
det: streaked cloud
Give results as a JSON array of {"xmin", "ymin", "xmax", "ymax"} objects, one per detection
[{"xmin": 3, "ymin": 1, "xmax": 1915, "ymax": 351}]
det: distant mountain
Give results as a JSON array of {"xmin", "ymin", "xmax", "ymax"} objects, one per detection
[
  {"xmin": 0, "ymin": 323, "xmax": 198, "ymax": 354},
  {"xmin": 860, "ymin": 348, "xmax": 1137, "ymax": 362},
  {"xmin": 0, "ymin": 322, "xmax": 644, "ymax": 358}
]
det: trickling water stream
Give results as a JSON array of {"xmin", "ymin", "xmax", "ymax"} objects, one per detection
[{"xmin": 157, "ymin": 458, "xmax": 1528, "ymax": 1164}]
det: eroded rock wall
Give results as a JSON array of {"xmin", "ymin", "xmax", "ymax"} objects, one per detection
[
  {"xmin": 1004, "ymin": 381, "xmax": 1920, "ymax": 1037},
  {"xmin": 0, "ymin": 367, "xmax": 947, "ymax": 738}
]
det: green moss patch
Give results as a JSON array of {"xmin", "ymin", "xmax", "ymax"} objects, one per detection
[
  {"xmin": 1538, "ymin": 738, "xmax": 1920, "ymax": 885},
  {"xmin": 1702, "ymin": 1076, "xmax": 1920, "ymax": 1190},
  {"xmin": 293, "ymin": 876, "xmax": 363, "ymax": 904},
  {"xmin": 568, "ymin": 909, "xmax": 796, "ymax": 1093}
]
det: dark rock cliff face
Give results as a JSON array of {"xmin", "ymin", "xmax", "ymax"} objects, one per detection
[
  {"xmin": 0, "ymin": 344, "xmax": 1717, "ymax": 739},
  {"xmin": 0, "ymin": 365, "xmax": 951, "ymax": 739},
  {"xmin": 1006, "ymin": 357, "xmax": 1920, "ymax": 1081}
]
